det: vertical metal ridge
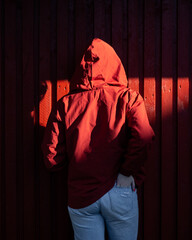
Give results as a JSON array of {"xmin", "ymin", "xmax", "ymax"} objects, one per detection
[
  {"xmin": 126, "ymin": 0, "xmax": 129, "ymax": 80},
  {"xmin": 177, "ymin": 0, "xmax": 191, "ymax": 238},
  {"xmin": 174, "ymin": 1, "xmax": 178, "ymax": 239},
  {"xmin": 105, "ymin": 0, "xmax": 112, "ymax": 44},
  {"xmin": 50, "ymin": 0, "xmax": 57, "ymax": 239},
  {"xmin": 68, "ymin": 0, "xmax": 75, "ymax": 79},
  {"xmin": 122, "ymin": 0, "xmax": 128, "ymax": 76},
  {"xmin": 85, "ymin": 0, "xmax": 94, "ymax": 45},
  {"xmin": 16, "ymin": 0, "xmax": 24, "ymax": 239},
  {"xmin": 155, "ymin": 0, "xmax": 162, "ymax": 239},
  {"xmin": 5, "ymin": 0, "xmax": 17, "ymax": 238},
  {"xmin": 189, "ymin": 0, "xmax": 192, "ymax": 141},
  {"xmin": 0, "ymin": 0, "xmax": 6, "ymax": 238},
  {"xmin": 189, "ymin": 5, "xmax": 192, "ymax": 234},
  {"xmin": 92, "ymin": 0, "xmax": 95, "ymax": 39},
  {"xmin": 51, "ymin": 0, "xmax": 57, "ymax": 106},
  {"xmin": 138, "ymin": 0, "xmax": 144, "ymax": 97},
  {"xmin": 138, "ymin": 1, "xmax": 144, "ymax": 239},
  {"xmin": 33, "ymin": 0, "xmax": 40, "ymax": 239}
]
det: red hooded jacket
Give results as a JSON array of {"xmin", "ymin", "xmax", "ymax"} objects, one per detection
[{"xmin": 42, "ymin": 38, "xmax": 155, "ymax": 209}]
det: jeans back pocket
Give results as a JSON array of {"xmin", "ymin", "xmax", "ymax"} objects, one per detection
[{"xmin": 109, "ymin": 186, "xmax": 133, "ymax": 215}]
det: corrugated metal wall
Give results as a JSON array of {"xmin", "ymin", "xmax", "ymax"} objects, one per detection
[{"xmin": 0, "ymin": 0, "xmax": 192, "ymax": 239}]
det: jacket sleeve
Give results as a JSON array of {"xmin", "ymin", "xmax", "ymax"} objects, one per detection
[
  {"xmin": 41, "ymin": 102, "xmax": 68, "ymax": 172},
  {"xmin": 119, "ymin": 91, "xmax": 155, "ymax": 186}
]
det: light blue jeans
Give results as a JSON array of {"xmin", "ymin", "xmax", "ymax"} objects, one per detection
[{"xmin": 68, "ymin": 184, "xmax": 139, "ymax": 240}]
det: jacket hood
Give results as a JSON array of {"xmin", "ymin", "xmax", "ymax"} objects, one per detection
[{"xmin": 70, "ymin": 38, "xmax": 128, "ymax": 91}]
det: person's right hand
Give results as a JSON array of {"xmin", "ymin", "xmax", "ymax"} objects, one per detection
[{"xmin": 116, "ymin": 173, "xmax": 135, "ymax": 191}]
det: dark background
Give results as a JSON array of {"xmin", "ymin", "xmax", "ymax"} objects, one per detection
[{"xmin": 0, "ymin": 0, "xmax": 192, "ymax": 239}]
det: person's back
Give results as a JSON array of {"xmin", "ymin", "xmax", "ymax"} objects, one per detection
[
  {"xmin": 42, "ymin": 38, "xmax": 155, "ymax": 240},
  {"xmin": 64, "ymin": 85, "xmax": 136, "ymax": 208}
]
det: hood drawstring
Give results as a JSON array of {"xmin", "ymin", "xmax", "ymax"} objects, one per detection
[{"xmin": 85, "ymin": 62, "xmax": 93, "ymax": 89}]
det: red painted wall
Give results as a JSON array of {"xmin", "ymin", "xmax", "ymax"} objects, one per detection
[{"xmin": 0, "ymin": 0, "xmax": 192, "ymax": 239}]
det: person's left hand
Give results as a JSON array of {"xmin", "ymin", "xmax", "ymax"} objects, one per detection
[{"xmin": 116, "ymin": 173, "xmax": 135, "ymax": 191}]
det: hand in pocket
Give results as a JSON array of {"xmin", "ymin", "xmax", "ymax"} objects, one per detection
[{"xmin": 116, "ymin": 173, "xmax": 135, "ymax": 191}]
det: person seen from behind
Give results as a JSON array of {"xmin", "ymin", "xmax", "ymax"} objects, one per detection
[{"xmin": 42, "ymin": 38, "xmax": 155, "ymax": 240}]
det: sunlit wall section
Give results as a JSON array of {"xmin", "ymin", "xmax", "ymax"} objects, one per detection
[
  {"xmin": 39, "ymin": 81, "xmax": 52, "ymax": 128},
  {"xmin": 39, "ymin": 80, "xmax": 70, "ymax": 128},
  {"xmin": 144, "ymin": 78, "xmax": 156, "ymax": 125},
  {"xmin": 57, "ymin": 80, "xmax": 70, "ymax": 101}
]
